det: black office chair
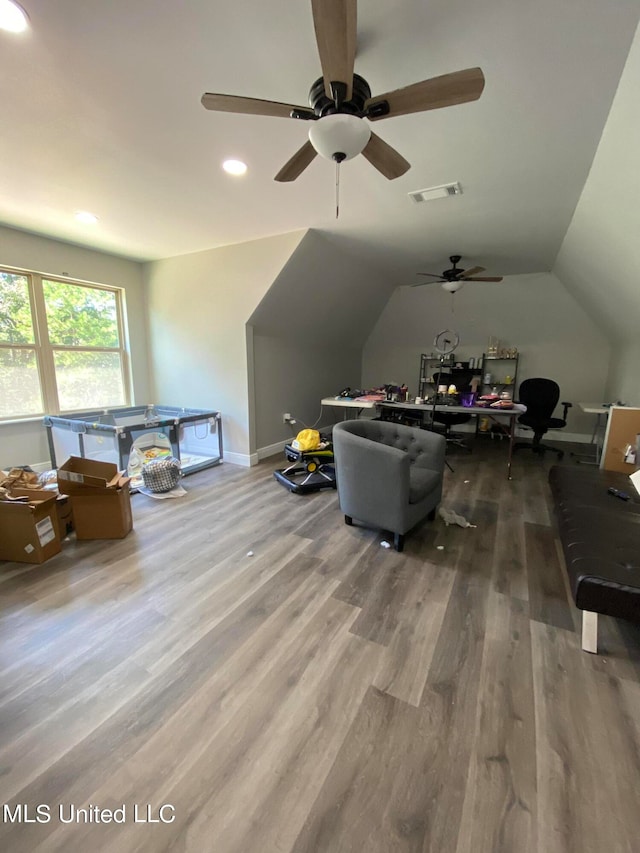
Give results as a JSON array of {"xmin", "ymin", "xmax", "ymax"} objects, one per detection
[
  {"xmin": 513, "ymin": 378, "xmax": 572, "ymax": 459},
  {"xmin": 431, "ymin": 373, "xmax": 472, "ymax": 451}
]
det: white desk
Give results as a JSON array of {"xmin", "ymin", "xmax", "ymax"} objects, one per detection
[
  {"xmin": 321, "ymin": 397, "xmax": 378, "ymax": 418},
  {"xmin": 378, "ymin": 401, "xmax": 521, "ymax": 479},
  {"xmin": 576, "ymin": 402, "xmax": 609, "ymax": 465},
  {"xmin": 321, "ymin": 397, "xmax": 521, "ymax": 478},
  {"xmin": 321, "ymin": 397, "xmax": 378, "ymax": 409}
]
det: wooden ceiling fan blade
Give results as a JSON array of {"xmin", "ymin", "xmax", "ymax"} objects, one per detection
[
  {"xmin": 274, "ymin": 141, "xmax": 318, "ymax": 182},
  {"xmin": 464, "ymin": 276, "xmax": 503, "ymax": 282},
  {"xmin": 365, "ymin": 67, "xmax": 485, "ymax": 121},
  {"xmin": 361, "ymin": 133, "xmax": 410, "ymax": 180},
  {"xmin": 460, "ymin": 266, "xmax": 485, "ymax": 278},
  {"xmin": 201, "ymin": 93, "xmax": 310, "ymax": 119},
  {"xmin": 417, "ymin": 272, "xmax": 446, "ymax": 279},
  {"xmin": 311, "ymin": 0, "xmax": 357, "ymax": 100}
]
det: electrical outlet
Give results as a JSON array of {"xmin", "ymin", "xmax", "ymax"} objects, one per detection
[{"xmin": 283, "ymin": 412, "xmax": 292, "ymax": 423}]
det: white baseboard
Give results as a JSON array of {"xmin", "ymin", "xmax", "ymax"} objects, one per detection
[
  {"xmin": 514, "ymin": 429, "xmax": 591, "ymax": 443},
  {"xmin": 24, "ymin": 430, "xmax": 591, "ymax": 475},
  {"xmin": 257, "ymin": 439, "xmax": 288, "ymax": 461},
  {"xmin": 249, "ymin": 425, "xmax": 595, "ymax": 468},
  {"xmin": 256, "ymin": 422, "xmax": 338, "ymax": 465},
  {"xmin": 453, "ymin": 423, "xmax": 592, "ymax": 443},
  {"xmin": 223, "ymin": 451, "xmax": 254, "ymax": 467}
]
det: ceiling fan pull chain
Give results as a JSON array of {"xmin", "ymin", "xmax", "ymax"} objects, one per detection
[{"xmin": 335, "ymin": 160, "xmax": 340, "ymax": 219}]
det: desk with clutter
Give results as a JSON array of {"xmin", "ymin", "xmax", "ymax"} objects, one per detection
[{"xmin": 317, "ymin": 374, "xmax": 525, "ymax": 479}]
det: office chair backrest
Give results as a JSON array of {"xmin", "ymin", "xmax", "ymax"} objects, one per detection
[{"xmin": 518, "ymin": 378, "xmax": 560, "ymax": 419}]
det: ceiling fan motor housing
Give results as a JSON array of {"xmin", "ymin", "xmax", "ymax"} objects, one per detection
[
  {"xmin": 442, "ymin": 255, "xmax": 463, "ymax": 280},
  {"xmin": 308, "ymin": 74, "xmax": 372, "ymax": 117}
]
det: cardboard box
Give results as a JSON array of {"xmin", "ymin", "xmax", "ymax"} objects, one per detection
[
  {"xmin": 0, "ymin": 489, "xmax": 62, "ymax": 564},
  {"xmin": 55, "ymin": 456, "xmax": 132, "ymax": 539},
  {"xmin": 69, "ymin": 487, "xmax": 133, "ymax": 539},
  {"xmin": 56, "ymin": 495, "xmax": 74, "ymax": 541},
  {"xmin": 57, "ymin": 456, "xmax": 121, "ymax": 493}
]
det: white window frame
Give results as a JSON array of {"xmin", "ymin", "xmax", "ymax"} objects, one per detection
[{"xmin": 0, "ymin": 265, "xmax": 131, "ymax": 421}]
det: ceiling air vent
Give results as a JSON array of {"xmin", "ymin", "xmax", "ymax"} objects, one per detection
[{"xmin": 408, "ymin": 182, "xmax": 462, "ymax": 204}]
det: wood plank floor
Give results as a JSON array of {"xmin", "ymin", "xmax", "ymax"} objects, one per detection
[{"xmin": 1, "ymin": 440, "xmax": 640, "ymax": 852}]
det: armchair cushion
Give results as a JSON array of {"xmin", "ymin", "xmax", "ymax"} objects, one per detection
[{"xmin": 409, "ymin": 468, "xmax": 442, "ymax": 504}]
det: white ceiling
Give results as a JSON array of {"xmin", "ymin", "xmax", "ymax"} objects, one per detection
[{"xmin": 1, "ymin": 0, "xmax": 639, "ymax": 283}]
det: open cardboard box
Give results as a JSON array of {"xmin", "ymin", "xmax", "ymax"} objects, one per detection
[
  {"xmin": 0, "ymin": 488, "xmax": 61, "ymax": 564},
  {"xmin": 57, "ymin": 457, "xmax": 133, "ymax": 540},
  {"xmin": 57, "ymin": 456, "xmax": 122, "ymax": 493}
]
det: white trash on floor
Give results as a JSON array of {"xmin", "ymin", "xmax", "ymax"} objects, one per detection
[
  {"xmin": 439, "ymin": 507, "xmax": 477, "ymax": 528},
  {"xmin": 138, "ymin": 484, "xmax": 187, "ymax": 499}
]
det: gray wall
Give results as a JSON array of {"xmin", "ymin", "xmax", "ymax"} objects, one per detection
[
  {"xmin": 250, "ymin": 333, "xmax": 362, "ymax": 452},
  {"xmin": 0, "ymin": 225, "xmax": 149, "ymax": 468},
  {"xmin": 362, "ymin": 272, "xmax": 610, "ymax": 438},
  {"xmin": 605, "ymin": 343, "xmax": 640, "ymax": 405},
  {"xmin": 554, "ymin": 21, "xmax": 640, "ymax": 405},
  {"xmin": 143, "ymin": 230, "xmax": 304, "ymax": 465},
  {"xmin": 249, "ymin": 230, "xmax": 394, "ymax": 453}
]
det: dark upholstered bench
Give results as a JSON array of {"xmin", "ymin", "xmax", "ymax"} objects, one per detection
[{"xmin": 549, "ymin": 465, "xmax": 640, "ymax": 653}]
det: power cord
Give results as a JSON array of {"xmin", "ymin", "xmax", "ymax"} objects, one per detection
[{"xmin": 287, "ymin": 405, "xmax": 324, "ymax": 431}]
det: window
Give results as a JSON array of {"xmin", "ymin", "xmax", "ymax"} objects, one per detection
[{"xmin": 0, "ymin": 268, "xmax": 130, "ymax": 420}]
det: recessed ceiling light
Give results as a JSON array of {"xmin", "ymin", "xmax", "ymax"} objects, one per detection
[
  {"xmin": 0, "ymin": 0, "xmax": 29, "ymax": 33},
  {"xmin": 75, "ymin": 210, "xmax": 99, "ymax": 225},
  {"xmin": 222, "ymin": 159, "xmax": 247, "ymax": 176}
]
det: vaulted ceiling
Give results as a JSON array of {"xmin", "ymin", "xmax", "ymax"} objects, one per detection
[{"xmin": 1, "ymin": 0, "xmax": 639, "ymax": 287}]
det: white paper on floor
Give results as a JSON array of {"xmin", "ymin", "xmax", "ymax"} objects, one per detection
[
  {"xmin": 138, "ymin": 484, "xmax": 187, "ymax": 499},
  {"xmin": 438, "ymin": 507, "xmax": 477, "ymax": 528}
]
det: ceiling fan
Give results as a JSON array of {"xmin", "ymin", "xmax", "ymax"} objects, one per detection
[
  {"xmin": 411, "ymin": 255, "xmax": 503, "ymax": 292},
  {"xmin": 201, "ymin": 0, "xmax": 485, "ymax": 183}
]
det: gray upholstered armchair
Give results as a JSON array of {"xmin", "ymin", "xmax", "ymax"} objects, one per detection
[{"xmin": 332, "ymin": 419, "xmax": 446, "ymax": 552}]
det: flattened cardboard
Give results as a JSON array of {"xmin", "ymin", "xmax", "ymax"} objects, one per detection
[
  {"xmin": 57, "ymin": 456, "xmax": 121, "ymax": 493},
  {"xmin": 0, "ymin": 489, "xmax": 62, "ymax": 564}
]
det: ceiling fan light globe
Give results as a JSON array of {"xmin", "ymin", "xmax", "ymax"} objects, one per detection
[
  {"xmin": 442, "ymin": 280, "xmax": 463, "ymax": 293},
  {"xmin": 308, "ymin": 114, "xmax": 371, "ymax": 162}
]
